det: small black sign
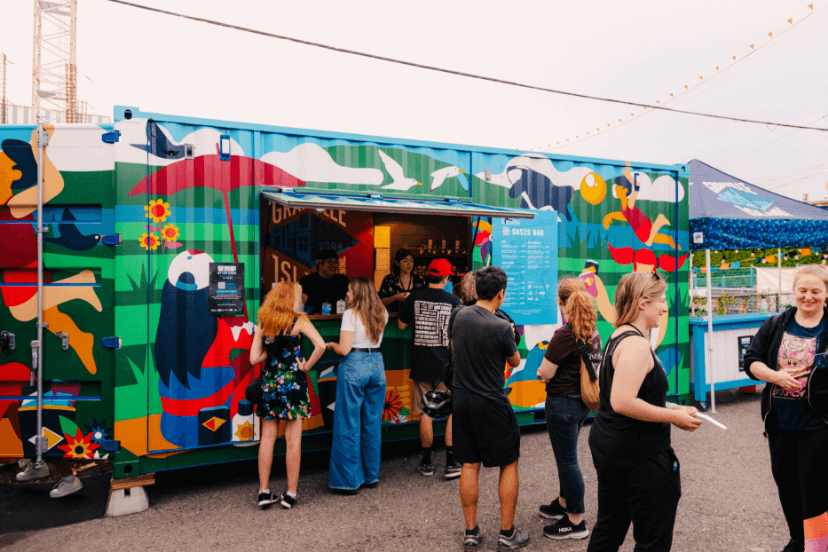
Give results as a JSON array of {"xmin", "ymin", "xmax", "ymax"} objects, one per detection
[
  {"xmin": 209, "ymin": 263, "xmax": 245, "ymax": 316},
  {"xmin": 738, "ymin": 335, "xmax": 753, "ymax": 372}
]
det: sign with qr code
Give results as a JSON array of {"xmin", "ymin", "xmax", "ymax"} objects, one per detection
[
  {"xmin": 208, "ymin": 263, "xmax": 245, "ymax": 316},
  {"xmin": 738, "ymin": 335, "xmax": 752, "ymax": 372}
]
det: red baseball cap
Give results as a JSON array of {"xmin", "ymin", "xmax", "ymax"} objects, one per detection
[{"xmin": 427, "ymin": 258, "xmax": 452, "ymax": 277}]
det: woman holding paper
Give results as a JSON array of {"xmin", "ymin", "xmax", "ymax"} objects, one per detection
[
  {"xmin": 587, "ymin": 272, "xmax": 701, "ymax": 552},
  {"xmin": 744, "ymin": 265, "xmax": 828, "ymax": 552}
]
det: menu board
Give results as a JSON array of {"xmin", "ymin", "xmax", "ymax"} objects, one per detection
[
  {"xmin": 492, "ymin": 211, "xmax": 558, "ymax": 326},
  {"xmin": 208, "ymin": 262, "xmax": 245, "ymax": 316}
]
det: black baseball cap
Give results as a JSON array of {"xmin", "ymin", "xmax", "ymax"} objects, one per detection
[{"xmin": 317, "ymin": 249, "xmax": 339, "ymax": 262}]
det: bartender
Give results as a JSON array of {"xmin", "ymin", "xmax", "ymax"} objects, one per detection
[{"xmin": 299, "ymin": 249, "xmax": 350, "ymax": 315}]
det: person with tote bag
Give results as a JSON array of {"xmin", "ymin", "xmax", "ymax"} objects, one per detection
[{"xmin": 536, "ymin": 278, "xmax": 602, "ymax": 540}]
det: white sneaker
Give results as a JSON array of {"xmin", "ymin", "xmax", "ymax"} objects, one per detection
[
  {"xmin": 16, "ymin": 463, "xmax": 50, "ymax": 481},
  {"xmin": 50, "ymin": 475, "xmax": 83, "ymax": 498},
  {"xmin": 18, "ymin": 458, "xmax": 32, "ymax": 469}
]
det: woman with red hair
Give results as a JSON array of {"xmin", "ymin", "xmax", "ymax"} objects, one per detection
[{"xmin": 250, "ymin": 281, "xmax": 326, "ymax": 510}]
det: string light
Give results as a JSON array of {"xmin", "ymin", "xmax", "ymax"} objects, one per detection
[
  {"xmin": 541, "ymin": 2, "xmax": 817, "ymax": 151},
  {"xmin": 103, "ymin": 0, "xmax": 824, "ymax": 138}
]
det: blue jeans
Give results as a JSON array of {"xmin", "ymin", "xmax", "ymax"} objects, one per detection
[
  {"xmin": 545, "ymin": 394, "xmax": 590, "ymax": 514},
  {"xmin": 328, "ymin": 352, "xmax": 387, "ymax": 490}
]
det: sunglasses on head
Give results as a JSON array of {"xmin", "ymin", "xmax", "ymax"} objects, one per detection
[{"xmin": 650, "ymin": 271, "xmax": 663, "ymax": 281}]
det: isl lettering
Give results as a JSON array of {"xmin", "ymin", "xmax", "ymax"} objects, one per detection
[
  {"xmin": 273, "ymin": 254, "xmax": 312, "ymax": 284},
  {"xmin": 271, "ymin": 204, "xmax": 347, "ymax": 227}
]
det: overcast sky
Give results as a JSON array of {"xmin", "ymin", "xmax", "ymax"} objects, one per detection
[{"xmin": 2, "ymin": 0, "xmax": 826, "ymax": 199}]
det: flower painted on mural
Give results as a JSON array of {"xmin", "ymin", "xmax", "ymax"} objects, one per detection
[
  {"xmin": 84, "ymin": 420, "xmax": 109, "ymax": 444},
  {"xmin": 139, "ymin": 232, "xmax": 160, "ymax": 250},
  {"xmin": 145, "ymin": 199, "xmax": 171, "ymax": 223},
  {"xmin": 161, "ymin": 223, "xmax": 180, "ymax": 242},
  {"xmin": 382, "ymin": 390, "xmax": 404, "ymax": 423},
  {"xmin": 57, "ymin": 428, "xmax": 101, "ymax": 459}
]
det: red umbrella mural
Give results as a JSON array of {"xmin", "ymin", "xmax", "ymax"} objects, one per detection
[{"xmin": 128, "ymin": 145, "xmax": 306, "ymax": 262}]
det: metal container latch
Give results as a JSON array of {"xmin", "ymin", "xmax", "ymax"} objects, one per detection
[
  {"xmin": 55, "ymin": 332, "xmax": 69, "ymax": 351},
  {"xmin": 0, "ymin": 331, "xmax": 14, "ymax": 352}
]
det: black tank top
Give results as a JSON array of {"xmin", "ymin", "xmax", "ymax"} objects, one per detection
[{"xmin": 588, "ymin": 326, "xmax": 671, "ymax": 476}]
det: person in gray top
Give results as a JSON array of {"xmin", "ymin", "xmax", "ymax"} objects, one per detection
[{"xmin": 449, "ymin": 266, "xmax": 527, "ymax": 551}]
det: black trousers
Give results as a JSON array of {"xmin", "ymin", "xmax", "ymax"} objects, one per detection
[
  {"xmin": 587, "ymin": 449, "xmax": 681, "ymax": 552},
  {"xmin": 768, "ymin": 426, "xmax": 828, "ymax": 547}
]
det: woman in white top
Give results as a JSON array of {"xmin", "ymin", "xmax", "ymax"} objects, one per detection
[{"xmin": 326, "ymin": 277, "xmax": 389, "ymax": 492}]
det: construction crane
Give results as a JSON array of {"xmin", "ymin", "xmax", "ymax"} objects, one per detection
[{"xmin": 32, "ymin": 0, "xmax": 77, "ymax": 124}]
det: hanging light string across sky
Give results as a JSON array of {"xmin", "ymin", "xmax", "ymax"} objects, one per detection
[
  {"xmin": 539, "ymin": 2, "xmax": 819, "ymax": 152},
  {"xmin": 105, "ymin": 0, "xmax": 828, "ymax": 134},
  {"xmin": 534, "ymin": 3, "xmax": 814, "ymax": 151}
]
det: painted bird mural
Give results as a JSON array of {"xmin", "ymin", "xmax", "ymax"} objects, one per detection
[
  {"xmin": 44, "ymin": 208, "xmax": 102, "ymax": 251},
  {"xmin": 378, "ymin": 149, "xmax": 423, "ymax": 191},
  {"xmin": 154, "ymin": 250, "xmax": 229, "ymax": 448},
  {"xmin": 430, "ymin": 166, "xmax": 468, "ymax": 191},
  {"xmin": 131, "ymin": 119, "xmax": 187, "ymax": 159},
  {"xmin": 507, "ymin": 166, "xmax": 573, "ymax": 221}
]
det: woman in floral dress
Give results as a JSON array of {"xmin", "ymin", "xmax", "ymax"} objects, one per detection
[
  {"xmin": 378, "ymin": 248, "xmax": 425, "ymax": 312},
  {"xmin": 250, "ymin": 281, "xmax": 326, "ymax": 510}
]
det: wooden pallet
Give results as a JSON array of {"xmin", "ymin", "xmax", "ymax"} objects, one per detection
[{"xmin": 110, "ymin": 472, "xmax": 155, "ymax": 490}]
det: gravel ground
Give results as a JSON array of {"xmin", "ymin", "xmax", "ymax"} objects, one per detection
[{"xmin": 1, "ymin": 387, "xmax": 791, "ymax": 552}]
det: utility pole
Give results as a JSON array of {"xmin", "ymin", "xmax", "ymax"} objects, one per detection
[{"xmin": 32, "ymin": 0, "xmax": 77, "ymax": 124}]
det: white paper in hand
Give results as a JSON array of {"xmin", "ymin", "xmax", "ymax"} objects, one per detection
[{"xmin": 696, "ymin": 413, "xmax": 727, "ymax": 430}]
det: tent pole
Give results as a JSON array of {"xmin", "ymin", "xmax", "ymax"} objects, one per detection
[
  {"xmin": 705, "ymin": 248, "xmax": 715, "ymax": 413},
  {"xmin": 689, "ymin": 253, "xmax": 694, "ymax": 297},
  {"xmin": 778, "ymin": 247, "xmax": 782, "ymax": 312}
]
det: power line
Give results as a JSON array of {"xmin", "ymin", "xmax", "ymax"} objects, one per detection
[
  {"xmin": 719, "ymin": 112, "xmax": 828, "ymax": 167},
  {"xmin": 761, "ymin": 163, "xmax": 828, "ymax": 183},
  {"xmin": 542, "ymin": 2, "xmax": 821, "ymax": 151},
  {"xmin": 104, "ymin": 0, "xmax": 828, "ymax": 133},
  {"xmin": 764, "ymin": 171, "xmax": 828, "ymax": 190}
]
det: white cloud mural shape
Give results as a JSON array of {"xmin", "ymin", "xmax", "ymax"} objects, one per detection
[{"xmin": 262, "ymin": 143, "xmax": 383, "ymax": 185}]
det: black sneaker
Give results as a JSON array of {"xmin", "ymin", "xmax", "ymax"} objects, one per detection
[
  {"xmin": 543, "ymin": 517, "xmax": 589, "ymax": 540},
  {"xmin": 781, "ymin": 539, "xmax": 805, "ymax": 552},
  {"xmin": 539, "ymin": 498, "xmax": 566, "ymax": 520},
  {"xmin": 496, "ymin": 527, "xmax": 529, "ymax": 551},
  {"xmin": 280, "ymin": 492, "xmax": 297, "ymax": 509},
  {"xmin": 444, "ymin": 462, "xmax": 462, "ymax": 480},
  {"xmin": 417, "ymin": 461, "xmax": 434, "ymax": 476},
  {"xmin": 257, "ymin": 491, "xmax": 276, "ymax": 509},
  {"xmin": 463, "ymin": 527, "xmax": 482, "ymax": 551}
]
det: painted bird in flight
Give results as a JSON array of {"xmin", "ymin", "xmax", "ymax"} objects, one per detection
[{"xmin": 378, "ymin": 149, "xmax": 423, "ymax": 191}]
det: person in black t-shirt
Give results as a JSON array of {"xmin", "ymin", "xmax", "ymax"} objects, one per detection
[
  {"xmin": 449, "ymin": 266, "xmax": 527, "ymax": 551},
  {"xmin": 743, "ymin": 265, "xmax": 828, "ymax": 552},
  {"xmin": 398, "ymin": 258, "xmax": 462, "ymax": 479},
  {"xmin": 534, "ymin": 278, "xmax": 602, "ymax": 540},
  {"xmin": 299, "ymin": 249, "xmax": 349, "ymax": 315}
]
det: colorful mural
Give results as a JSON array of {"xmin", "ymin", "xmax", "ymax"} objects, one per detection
[
  {"xmin": 1, "ymin": 124, "xmax": 114, "ymax": 462},
  {"xmin": 0, "ymin": 110, "xmax": 688, "ymax": 479}
]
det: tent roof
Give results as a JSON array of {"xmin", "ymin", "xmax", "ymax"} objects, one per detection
[
  {"xmin": 688, "ymin": 160, "xmax": 828, "ymax": 251},
  {"xmin": 689, "ymin": 159, "xmax": 828, "ymax": 221}
]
